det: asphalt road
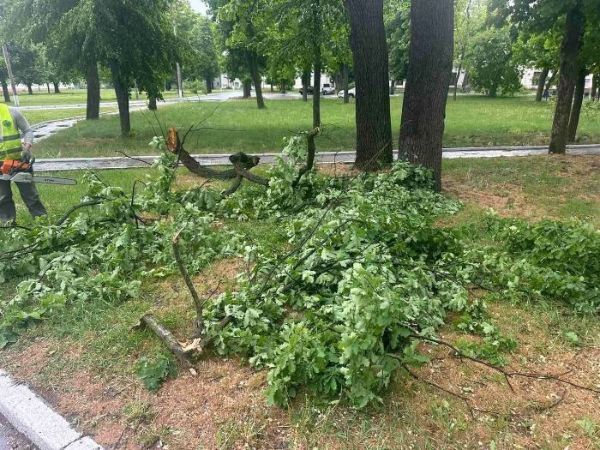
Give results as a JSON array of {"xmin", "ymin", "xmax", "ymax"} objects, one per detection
[{"xmin": 0, "ymin": 414, "xmax": 35, "ymax": 450}]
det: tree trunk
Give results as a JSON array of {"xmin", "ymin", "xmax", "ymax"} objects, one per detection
[
  {"xmin": 390, "ymin": 79, "xmax": 396, "ymax": 95},
  {"xmin": 301, "ymin": 69, "xmax": 310, "ymax": 102},
  {"xmin": 248, "ymin": 52, "xmax": 265, "ymax": 109},
  {"xmin": 111, "ymin": 64, "xmax": 131, "ymax": 136},
  {"xmin": 243, "ymin": 79, "xmax": 251, "ymax": 98},
  {"xmin": 148, "ymin": 96, "xmax": 157, "ymax": 111},
  {"xmin": 535, "ymin": 67, "xmax": 549, "ymax": 102},
  {"xmin": 568, "ymin": 68, "xmax": 586, "ymax": 142},
  {"xmin": 398, "ymin": 0, "xmax": 454, "ymax": 192},
  {"xmin": 205, "ymin": 77, "xmax": 213, "ymax": 94},
  {"xmin": 344, "ymin": 0, "xmax": 393, "ymax": 170},
  {"xmin": 549, "ymin": 3, "xmax": 585, "ymax": 154},
  {"xmin": 53, "ymin": 81, "xmax": 61, "ymax": 94},
  {"xmin": 592, "ymin": 73, "xmax": 598, "ymax": 101},
  {"xmin": 86, "ymin": 62, "xmax": 100, "ymax": 120},
  {"xmin": 26, "ymin": 83, "xmax": 33, "ymax": 95},
  {"xmin": 46, "ymin": 83, "xmax": 50, "ymax": 94},
  {"xmin": 1, "ymin": 80, "xmax": 10, "ymax": 103},
  {"xmin": 342, "ymin": 64, "xmax": 350, "ymax": 104},
  {"xmin": 313, "ymin": 50, "xmax": 322, "ymax": 128}
]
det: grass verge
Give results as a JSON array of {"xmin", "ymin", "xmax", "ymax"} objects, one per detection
[{"xmin": 1, "ymin": 156, "xmax": 599, "ymax": 449}]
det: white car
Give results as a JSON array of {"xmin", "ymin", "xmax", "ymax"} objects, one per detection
[
  {"xmin": 337, "ymin": 87, "xmax": 356, "ymax": 99},
  {"xmin": 321, "ymin": 83, "xmax": 336, "ymax": 95}
]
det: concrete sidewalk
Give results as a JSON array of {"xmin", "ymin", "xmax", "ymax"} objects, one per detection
[
  {"xmin": 0, "ymin": 370, "xmax": 102, "ymax": 450},
  {"xmin": 32, "ymin": 144, "xmax": 600, "ymax": 173}
]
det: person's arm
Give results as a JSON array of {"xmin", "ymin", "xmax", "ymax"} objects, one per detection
[{"xmin": 9, "ymin": 107, "xmax": 34, "ymax": 150}]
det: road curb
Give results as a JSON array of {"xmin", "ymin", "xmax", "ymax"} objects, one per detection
[{"xmin": 0, "ymin": 370, "xmax": 103, "ymax": 450}]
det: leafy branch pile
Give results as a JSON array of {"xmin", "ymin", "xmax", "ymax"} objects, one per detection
[{"xmin": 1, "ymin": 132, "xmax": 599, "ymax": 408}]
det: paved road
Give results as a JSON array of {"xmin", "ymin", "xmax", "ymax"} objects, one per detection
[
  {"xmin": 0, "ymin": 414, "xmax": 35, "ymax": 450},
  {"xmin": 30, "ymin": 145, "xmax": 600, "ymax": 173}
]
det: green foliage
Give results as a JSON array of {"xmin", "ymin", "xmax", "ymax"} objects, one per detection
[
  {"xmin": 466, "ymin": 27, "xmax": 523, "ymax": 97},
  {"xmin": 205, "ymin": 162, "xmax": 472, "ymax": 407},
  {"xmin": 0, "ymin": 158, "xmax": 240, "ymax": 348},
  {"xmin": 470, "ymin": 216, "xmax": 600, "ymax": 313},
  {"xmin": 136, "ymin": 354, "xmax": 177, "ymax": 391}
]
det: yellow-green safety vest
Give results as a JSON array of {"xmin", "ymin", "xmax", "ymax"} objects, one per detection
[{"xmin": 0, "ymin": 104, "xmax": 22, "ymax": 161}]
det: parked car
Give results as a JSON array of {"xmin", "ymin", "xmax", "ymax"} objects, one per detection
[
  {"xmin": 299, "ymin": 86, "xmax": 314, "ymax": 95},
  {"xmin": 322, "ymin": 83, "xmax": 336, "ymax": 95},
  {"xmin": 337, "ymin": 87, "xmax": 356, "ymax": 99}
]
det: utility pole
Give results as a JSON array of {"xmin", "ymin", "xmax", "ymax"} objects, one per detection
[{"xmin": 2, "ymin": 44, "xmax": 20, "ymax": 106}]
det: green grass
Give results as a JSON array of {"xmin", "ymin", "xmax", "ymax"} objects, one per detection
[
  {"xmin": 0, "ymin": 88, "xmax": 191, "ymax": 106},
  {"xmin": 23, "ymin": 107, "xmax": 117, "ymax": 125},
  {"xmin": 32, "ymin": 95, "xmax": 600, "ymax": 159},
  {"xmin": 2, "ymin": 156, "xmax": 600, "ymax": 449}
]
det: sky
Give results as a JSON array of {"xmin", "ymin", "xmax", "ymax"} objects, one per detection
[{"xmin": 189, "ymin": 0, "xmax": 208, "ymax": 15}]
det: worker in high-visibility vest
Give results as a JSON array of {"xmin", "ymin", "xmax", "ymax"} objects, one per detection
[{"xmin": 0, "ymin": 103, "xmax": 47, "ymax": 223}]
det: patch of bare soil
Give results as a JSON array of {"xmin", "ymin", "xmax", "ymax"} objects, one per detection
[{"xmin": 444, "ymin": 180, "xmax": 543, "ymax": 219}]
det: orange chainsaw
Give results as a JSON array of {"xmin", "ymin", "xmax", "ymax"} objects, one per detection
[{"xmin": 0, "ymin": 160, "xmax": 77, "ymax": 185}]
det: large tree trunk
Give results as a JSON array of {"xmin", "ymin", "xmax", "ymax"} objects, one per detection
[
  {"xmin": 313, "ymin": 50, "xmax": 322, "ymax": 128},
  {"xmin": 568, "ymin": 68, "xmax": 587, "ymax": 142},
  {"xmin": 344, "ymin": 0, "xmax": 393, "ymax": 170},
  {"xmin": 398, "ymin": 0, "xmax": 454, "ymax": 192},
  {"xmin": 148, "ymin": 96, "xmax": 158, "ymax": 111},
  {"xmin": 86, "ymin": 62, "xmax": 100, "ymax": 120},
  {"xmin": 535, "ymin": 67, "xmax": 549, "ymax": 102},
  {"xmin": 46, "ymin": 83, "xmax": 50, "ymax": 94},
  {"xmin": 248, "ymin": 52, "xmax": 265, "ymax": 109},
  {"xmin": 26, "ymin": 83, "xmax": 33, "ymax": 95},
  {"xmin": 242, "ymin": 79, "xmax": 251, "ymax": 98},
  {"xmin": 301, "ymin": 69, "xmax": 310, "ymax": 102},
  {"xmin": 205, "ymin": 76, "xmax": 213, "ymax": 94},
  {"xmin": 549, "ymin": 3, "xmax": 585, "ymax": 154},
  {"xmin": 53, "ymin": 81, "xmax": 60, "ymax": 94},
  {"xmin": 342, "ymin": 64, "xmax": 350, "ymax": 104},
  {"xmin": 592, "ymin": 73, "xmax": 598, "ymax": 101},
  {"xmin": 111, "ymin": 64, "xmax": 131, "ymax": 136},
  {"xmin": 1, "ymin": 80, "xmax": 10, "ymax": 103}
]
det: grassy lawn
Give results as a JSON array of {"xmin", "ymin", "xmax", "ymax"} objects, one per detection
[
  {"xmin": 24, "ymin": 107, "xmax": 118, "ymax": 125},
  {"xmin": 31, "ymin": 95, "xmax": 600, "ymax": 159},
  {"xmin": 1, "ymin": 155, "xmax": 599, "ymax": 449},
  {"xmin": 1, "ymin": 88, "xmax": 193, "ymax": 106}
]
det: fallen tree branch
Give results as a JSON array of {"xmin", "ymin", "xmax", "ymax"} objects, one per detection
[
  {"xmin": 138, "ymin": 314, "xmax": 192, "ymax": 368},
  {"xmin": 56, "ymin": 199, "xmax": 105, "ymax": 226},
  {"xmin": 292, "ymin": 128, "xmax": 320, "ymax": 188},
  {"xmin": 172, "ymin": 230, "xmax": 204, "ymax": 337},
  {"xmin": 409, "ymin": 334, "xmax": 600, "ymax": 396}
]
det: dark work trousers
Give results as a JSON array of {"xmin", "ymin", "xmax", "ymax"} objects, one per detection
[{"xmin": 0, "ymin": 179, "xmax": 47, "ymax": 222}]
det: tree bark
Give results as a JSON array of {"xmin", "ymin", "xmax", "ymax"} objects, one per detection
[
  {"xmin": 301, "ymin": 69, "xmax": 310, "ymax": 102},
  {"xmin": 568, "ymin": 68, "xmax": 587, "ymax": 142},
  {"xmin": 86, "ymin": 62, "xmax": 100, "ymax": 120},
  {"xmin": 205, "ymin": 76, "xmax": 213, "ymax": 94},
  {"xmin": 344, "ymin": 0, "xmax": 393, "ymax": 170},
  {"xmin": 313, "ymin": 50, "xmax": 322, "ymax": 128},
  {"xmin": 390, "ymin": 79, "xmax": 396, "ymax": 95},
  {"xmin": 1, "ymin": 80, "xmax": 10, "ymax": 103},
  {"xmin": 26, "ymin": 83, "xmax": 33, "ymax": 95},
  {"xmin": 53, "ymin": 81, "xmax": 60, "ymax": 94},
  {"xmin": 592, "ymin": 73, "xmax": 598, "ymax": 101},
  {"xmin": 342, "ymin": 64, "xmax": 350, "ymax": 104},
  {"xmin": 148, "ymin": 96, "xmax": 158, "ymax": 111},
  {"xmin": 248, "ymin": 52, "xmax": 265, "ymax": 109},
  {"xmin": 398, "ymin": 0, "xmax": 454, "ymax": 192},
  {"xmin": 46, "ymin": 83, "xmax": 50, "ymax": 94},
  {"xmin": 111, "ymin": 64, "xmax": 131, "ymax": 136},
  {"xmin": 535, "ymin": 67, "xmax": 549, "ymax": 102},
  {"xmin": 549, "ymin": 3, "xmax": 585, "ymax": 154},
  {"xmin": 242, "ymin": 79, "xmax": 251, "ymax": 98}
]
